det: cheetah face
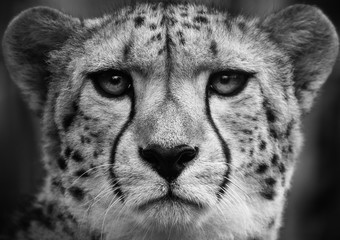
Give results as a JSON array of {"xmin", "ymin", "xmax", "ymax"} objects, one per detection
[
  {"xmin": 3, "ymin": 2, "xmax": 338, "ymax": 239},
  {"xmin": 54, "ymin": 5, "xmax": 293, "ymax": 230}
]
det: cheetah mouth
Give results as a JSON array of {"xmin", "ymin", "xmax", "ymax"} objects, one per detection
[{"xmin": 136, "ymin": 191, "xmax": 205, "ymax": 211}]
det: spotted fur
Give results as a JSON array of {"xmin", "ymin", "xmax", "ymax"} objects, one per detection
[{"xmin": 1, "ymin": 2, "xmax": 338, "ymax": 240}]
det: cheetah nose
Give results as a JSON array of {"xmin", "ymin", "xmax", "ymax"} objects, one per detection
[{"xmin": 139, "ymin": 144, "xmax": 198, "ymax": 182}]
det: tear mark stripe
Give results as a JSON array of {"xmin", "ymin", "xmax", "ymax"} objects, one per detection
[
  {"xmin": 205, "ymin": 91, "xmax": 231, "ymax": 200},
  {"xmin": 109, "ymin": 92, "xmax": 135, "ymax": 202}
]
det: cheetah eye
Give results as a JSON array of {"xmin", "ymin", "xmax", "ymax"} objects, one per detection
[
  {"xmin": 209, "ymin": 71, "xmax": 251, "ymax": 96},
  {"xmin": 90, "ymin": 70, "xmax": 132, "ymax": 98}
]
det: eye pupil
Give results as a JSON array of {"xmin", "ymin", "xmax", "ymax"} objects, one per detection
[
  {"xmin": 112, "ymin": 76, "xmax": 122, "ymax": 84},
  {"xmin": 221, "ymin": 75, "xmax": 232, "ymax": 82}
]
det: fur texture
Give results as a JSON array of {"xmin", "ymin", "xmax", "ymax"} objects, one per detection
[{"xmin": 1, "ymin": 2, "xmax": 338, "ymax": 240}]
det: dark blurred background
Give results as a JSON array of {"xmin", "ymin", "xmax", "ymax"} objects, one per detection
[{"xmin": 0, "ymin": 0, "xmax": 339, "ymax": 239}]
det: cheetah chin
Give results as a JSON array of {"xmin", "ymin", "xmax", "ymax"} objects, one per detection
[{"xmin": 2, "ymin": 1, "xmax": 338, "ymax": 240}]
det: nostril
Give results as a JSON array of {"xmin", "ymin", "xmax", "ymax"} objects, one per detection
[
  {"xmin": 176, "ymin": 146, "xmax": 198, "ymax": 166},
  {"xmin": 139, "ymin": 148, "xmax": 159, "ymax": 167}
]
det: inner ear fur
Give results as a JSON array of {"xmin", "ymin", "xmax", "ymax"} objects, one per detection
[
  {"xmin": 262, "ymin": 4, "xmax": 339, "ymax": 114},
  {"xmin": 2, "ymin": 7, "xmax": 81, "ymax": 116}
]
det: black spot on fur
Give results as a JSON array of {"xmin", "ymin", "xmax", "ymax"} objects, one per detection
[
  {"xmin": 75, "ymin": 169, "xmax": 90, "ymax": 178},
  {"xmin": 269, "ymin": 128, "xmax": 279, "ymax": 139},
  {"xmin": 242, "ymin": 129, "xmax": 253, "ymax": 135},
  {"xmin": 210, "ymin": 40, "xmax": 218, "ymax": 56},
  {"xmin": 263, "ymin": 100, "xmax": 276, "ymax": 123},
  {"xmin": 158, "ymin": 47, "xmax": 165, "ymax": 55},
  {"xmin": 256, "ymin": 163, "xmax": 268, "ymax": 174},
  {"xmin": 265, "ymin": 177, "xmax": 276, "ymax": 186},
  {"xmin": 114, "ymin": 19, "xmax": 125, "ymax": 26},
  {"xmin": 93, "ymin": 150, "xmax": 99, "ymax": 158},
  {"xmin": 72, "ymin": 151, "xmax": 83, "ymax": 162},
  {"xmin": 268, "ymin": 218, "xmax": 275, "ymax": 229},
  {"xmin": 52, "ymin": 178, "xmax": 65, "ymax": 194},
  {"xmin": 176, "ymin": 31, "xmax": 185, "ymax": 45},
  {"xmin": 68, "ymin": 187, "xmax": 85, "ymax": 201},
  {"xmin": 259, "ymin": 140, "xmax": 267, "ymax": 151},
  {"xmin": 168, "ymin": 17, "xmax": 177, "ymax": 26},
  {"xmin": 271, "ymin": 154, "xmax": 279, "ymax": 166},
  {"xmin": 90, "ymin": 132, "xmax": 100, "ymax": 138},
  {"xmin": 160, "ymin": 15, "xmax": 167, "ymax": 26},
  {"xmin": 85, "ymin": 137, "xmax": 91, "ymax": 144},
  {"xmin": 134, "ymin": 16, "xmax": 145, "ymax": 28},
  {"xmin": 193, "ymin": 16, "xmax": 208, "ymax": 24},
  {"xmin": 282, "ymin": 145, "xmax": 290, "ymax": 154},
  {"xmin": 288, "ymin": 145, "xmax": 293, "ymax": 153},
  {"xmin": 57, "ymin": 157, "xmax": 67, "ymax": 170},
  {"xmin": 260, "ymin": 178, "xmax": 277, "ymax": 200},
  {"xmin": 180, "ymin": 12, "xmax": 188, "ymax": 17},
  {"xmin": 91, "ymin": 232, "xmax": 102, "ymax": 240},
  {"xmin": 249, "ymin": 149, "xmax": 254, "ymax": 156},
  {"xmin": 123, "ymin": 40, "xmax": 133, "ymax": 61},
  {"xmin": 238, "ymin": 21, "xmax": 246, "ymax": 32},
  {"xmin": 62, "ymin": 101, "xmax": 78, "ymax": 131},
  {"xmin": 260, "ymin": 187, "xmax": 276, "ymax": 200},
  {"xmin": 182, "ymin": 22, "xmax": 200, "ymax": 30},
  {"xmin": 149, "ymin": 23, "xmax": 157, "ymax": 30},
  {"xmin": 46, "ymin": 203, "xmax": 54, "ymax": 215},
  {"xmin": 150, "ymin": 34, "xmax": 160, "ymax": 43},
  {"xmin": 224, "ymin": 19, "xmax": 232, "ymax": 31},
  {"xmin": 266, "ymin": 109, "xmax": 276, "ymax": 122},
  {"xmin": 285, "ymin": 120, "xmax": 294, "ymax": 138},
  {"xmin": 301, "ymin": 81, "xmax": 310, "ymax": 90},
  {"xmin": 64, "ymin": 147, "xmax": 72, "ymax": 158},
  {"xmin": 278, "ymin": 163, "xmax": 286, "ymax": 174}
]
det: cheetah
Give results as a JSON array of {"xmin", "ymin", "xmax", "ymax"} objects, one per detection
[{"xmin": 1, "ymin": 1, "xmax": 338, "ymax": 240}]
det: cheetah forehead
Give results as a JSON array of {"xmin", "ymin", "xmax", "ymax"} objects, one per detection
[{"xmin": 80, "ymin": 3, "xmax": 266, "ymax": 76}]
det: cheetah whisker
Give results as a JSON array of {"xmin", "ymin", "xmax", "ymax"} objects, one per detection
[
  {"xmin": 71, "ymin": 163, "xmax": 114, "ymax": 186},
  {"xmin": 100, "ymin": 195, "xmax": 122, "ymax": 240}
]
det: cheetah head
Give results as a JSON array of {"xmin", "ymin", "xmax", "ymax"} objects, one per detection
[{"xmin": 3, "ymin": 2, "xmax": 338, "ymax": 240}]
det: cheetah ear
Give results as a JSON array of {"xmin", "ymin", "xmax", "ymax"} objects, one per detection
[
  {"xmin": 263, "ymin": 4, "xmax": 339, "ymax": 114},
  {"xmin": 2, "ymin": 7, "xmax": 80, "ymax": 116}
]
